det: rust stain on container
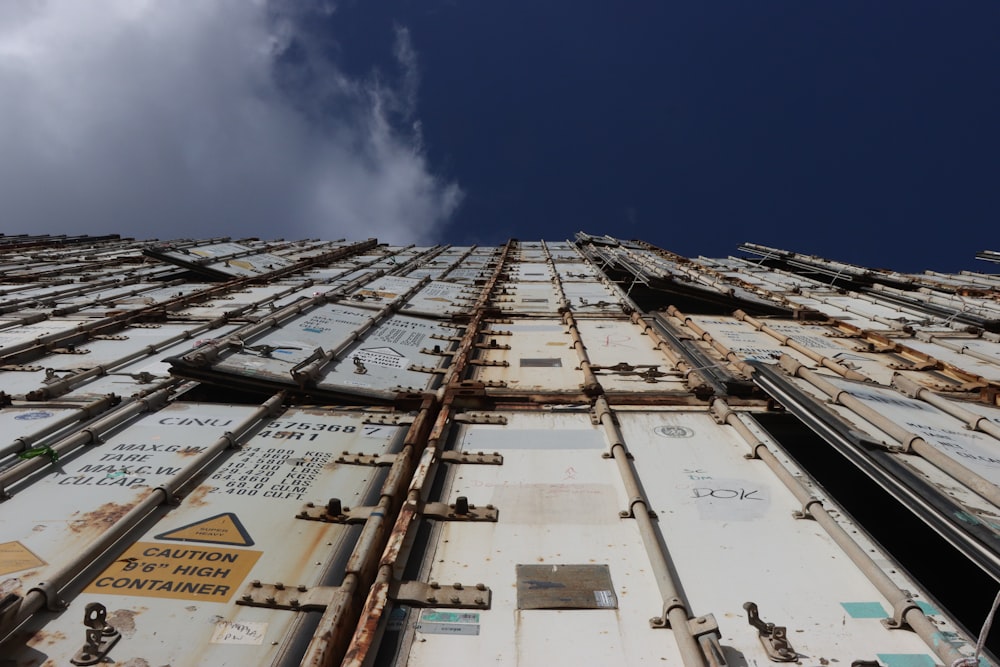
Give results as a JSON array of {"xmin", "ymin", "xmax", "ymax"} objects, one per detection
[
  {"xmin": 106, "ymin": 608, "xmax": 141, "ymax": 638},
  {"xmin": 26, "ymin": 628, "xmax": 66, "ymax": 647},
  {"xmin": 68, "ymin": 500, "xmax": 137, "ymax": 533},
  {"xmin": 118, "ymin": 658, "xmax": 151, "ymax": 667},
  {"xmin": 182, "ymin": 484, "xmax": 214, "ymax": 508}
]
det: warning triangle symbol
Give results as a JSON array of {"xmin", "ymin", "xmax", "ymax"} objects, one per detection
[{"xmin": 155, "ymin": 513, "xmax": 254, "ymax": 547}]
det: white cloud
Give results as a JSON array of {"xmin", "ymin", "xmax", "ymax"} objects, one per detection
[{"xmin": 0, "ymin": 1, "xmax": 461, "ymax": 243}]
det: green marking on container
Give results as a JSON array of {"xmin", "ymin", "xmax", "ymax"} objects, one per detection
[{"xmin": 840, "ymin": 601, "xmax": 887, "ymax": 619}]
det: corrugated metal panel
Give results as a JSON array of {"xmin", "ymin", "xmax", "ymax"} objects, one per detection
[
  {"xmin": 0, "ymin": 323, "xmax": 242, "ymax": 401},
  {"xmin": 0, "ymin": 234, "xmax": 995, "ymax": 666},
  {"xmin": 0, "ymin": 321, "xmax": 88, "ymax": 350},
  {"xmin": 574, "ymin": 319, "xmax": 687, "ymax": 392},
  {"xmin": 750, "ymin": 363, "xmax": 1000, "ymax": 580},
  {"xmin": 144, "ymin": 241, "xmax": 299, "ymax": 278},
  {"xmin": 381, "ymin": 408, "xmax": 965, "ymax": 665},
  {"xmin": 0, "ymin": 404, "xmax": 91, "ymax": 464},
  {"xmin": 904, "ymin": 336, "xmax": 1000, "ymax": 381},
  {"xmin": 168, "ymin": 283, "xmax": 316, "ymax": 321},
  {"xmin": 180, "ymin": 304, "xmax": 453, "ymax": 399},
  {"xmin": 350, "ymin": 276, "xmax": 470, "ymax": 318},
  {"xmin": 3, "ymin": 403, "xmax": 412, "ymax": 666},
  {"xmin": 473, "ymin": 319, "xmax": 582, "ymax": 393}
]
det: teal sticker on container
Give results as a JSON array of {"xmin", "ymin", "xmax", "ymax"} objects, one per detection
[
  {"xmin": 876, "ymin": 654, "xmax": 935, "ymax": 667},
  {"xmin": 915, "ymin": 601, "xmax": 939, "ymax": 615},
  {"xmin": 840, "ymin": 601, "xmax": 887, "ymax": 619}
]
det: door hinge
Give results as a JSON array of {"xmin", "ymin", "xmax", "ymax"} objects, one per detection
[
  {"xmin": 440, "ymin": 450, "xmax": 504, "ymax": 465},
  {"xmin": 237, "ymin": 580, "xmax": 492, "ymax": 611},
  {"xmin": 361, "ymin": 413, "xmax": 415, "ymax": 425},
  {"xmin": 237, "ymin": 581, "xmax": 338, "ymax": 611},
  {"xmin": 335, "ymin": 452, "xmax": 396, "ymax": 466},
  {"xmin": 394, "ymin": 580, "xmax": 491, "ymax": 608},
  {"xmin": 408, "ymin": 364, "xmax": 448, "ymax": 374},
  {"xmin": 453, "ymin": 413, "xmax": 508, "ymax": 425},
  {"xmin": 297, "ymin": 497, "xmax": 499, "ymax": 524}
]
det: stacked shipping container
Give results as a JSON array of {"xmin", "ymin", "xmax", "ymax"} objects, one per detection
[{"xmin": 0, "ymin": 233, "xmax": 997, "ymax": 665}]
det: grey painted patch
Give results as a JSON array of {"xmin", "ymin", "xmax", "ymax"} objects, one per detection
[{"xmin": 463, "ymin": 429, "xmax": 604, "ymax": 451}]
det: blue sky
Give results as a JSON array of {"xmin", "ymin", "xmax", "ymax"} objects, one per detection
[
  {"xmin": 1, "ymin": 2, "xmax": 997, "ymax": 273},
  {"xmin": 329, "ymin": 1, "xmax": 1000, "ymax": 273}
]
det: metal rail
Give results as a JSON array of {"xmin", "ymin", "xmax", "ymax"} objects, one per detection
[
  {"xmin": 752, "ymin": 361, "xmax": 1000, "ymax": 582},
  {"xmin": 0, "ymin": 380, "xmax": 182, "ymax": 497},
  {"xmin": 338, "ymin": 241, "xmax": 515, "ymax": 667},
  {"xmin": 0, "ymin": 391, "xmax": 286, "ymax": 644},
  {"xmin": 594, "ymin": 396, "xmax": 723, "ymax": 667},
  {"xmin": 892, "ymin": 373, "xmax": 1000, "ymax": 443},
  {"xmin": 0, "ymin": 393, "xmax": 121, "ymax": 460},
  {"xmin": 711, "ymin": 397, "xmax": 971, "ymax": 665},
  {"xmin": 733, "ymin": 309, "xmax": 871, "ymax": 382},
  {"xmin": 777, "ymin": 355, "xmax": 1000, "ymax": 509}
]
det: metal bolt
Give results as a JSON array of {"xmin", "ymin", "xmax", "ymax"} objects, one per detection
[
  {"xmin": 430, "ymin": 581, "xmax": 440, "ymax": 589},
  {"xmin": 275, "ymin": 582, "xmax": 284, "ymax": 590},
  {"xmin": 475, "ymin": 597, "xmax": 485, "ymax": 605},
  {"xmin": 426, "ymin": 596, "xmax": 437, "ymax": 604},
  {"xmin": 242, "ymin": 595, "xmax": 253, "ymax": 602},
  {"xmin": 476, "ymin": 583, "xmax": 486, "ymax": 591},
  {"xmin": 450, "ymin": 596, "xmax": 461, "ymax": 604},
  {"xmin": 290, "ymin": 599, "xmax": 299, "ymax": 607},
  {"xmin": 266, "ymin": 596, "xmax": 276, "ymax": 604},
  {"xmin": 252, "ymin": 580, "xmax": 262, "ymax": 588},
  {"xmin": 453, "ymin": 583, "xmax": 463, "ymax": 590},
  {"xmin": 298, "ymin": 585, "xmax": 307, "ymax": 592}
]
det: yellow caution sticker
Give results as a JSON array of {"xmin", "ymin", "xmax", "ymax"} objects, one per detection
[
  {"xmin": 0, "ymin": 541, "xmax": 45, "ymax": 576},
  {"xmin": 154, "ymin": 512, "xmax": 254, "ymax": 546},
  {"xmin": 85, "ymin": 542, "xmax": 261, "ymax": 602}
]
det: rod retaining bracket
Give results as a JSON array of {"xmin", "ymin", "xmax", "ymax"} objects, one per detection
[
  {"xmin": 881, "ymin": 596, "xmax": 919, "ymax": 631},
  {"xmin": 792, "ymin": 497, "xmax": 822, "ymax": 520},
  {"xmin": 649, "ymin": 596, "xmax": 687, "ymax": 628}
]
